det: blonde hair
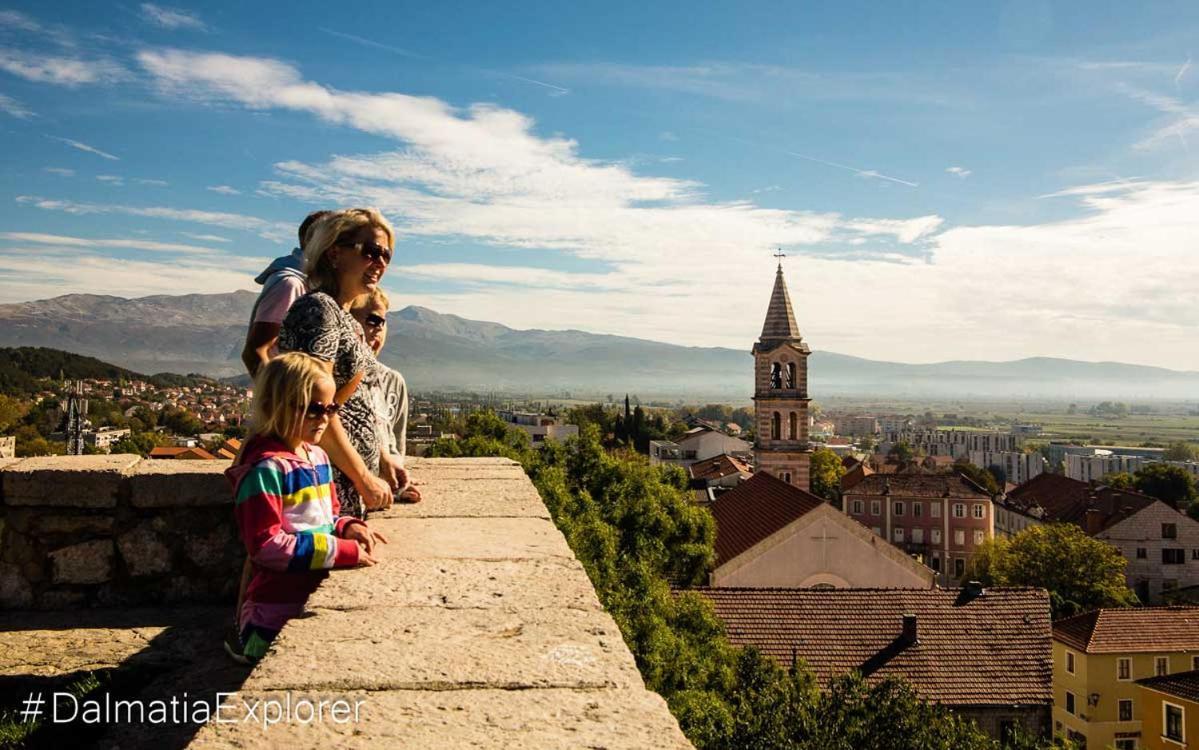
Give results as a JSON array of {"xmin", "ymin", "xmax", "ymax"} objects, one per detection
[
  {"xmin": 302, "ymin": 208, "xmax": 396, "ymax": 295},
  {"xmin": 250, "ymin": 353, "xmax": 333, "ymax": 443},
  {"xmin": 349, "ymin": 287, "xmax": 391, "ymax": 315}
]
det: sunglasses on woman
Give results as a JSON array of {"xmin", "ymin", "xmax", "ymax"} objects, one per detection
[
  {"xmin": 339, "ymin": 241, "xmax": 392, "ymax": 266},
  {"xmin": 363, "ymin": 313, "xmax": 387, "ymax": 329},
  {"xmin": 304, "ymin": 401, "xmax": 341, "ymax": 419}
]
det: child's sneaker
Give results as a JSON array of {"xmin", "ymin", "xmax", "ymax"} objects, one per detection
[{"xmin": 223, "ymin": 625, "xmax": 251, "ymax": 666}]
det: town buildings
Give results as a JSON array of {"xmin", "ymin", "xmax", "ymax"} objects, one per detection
[
  {"xmin": 1067, "ymin": 452, "xmax": 1199, "ymax": 483},
  {"xmin": 691, "ymin": 586, "xmax": 1053, "ymax": 741},
  {"xmin": 497, "ymin": 410, "xmax": 579, "ymax": 444},
  {"xmin": 1137, "ymin": 669, "xmax": 1199, "ymax": 749},
  {"xmin": 883, "ymin": 428, "xmax": 1020, "ymax": 459},
  {"xmin": 752, "ymin": 263, "xmax": 812, "ymax": 490},
  {"xmin": 1053, "ymin": 607, "xmax": 1199, "ymax": 750},
  {"xmin": 708, "ymin": 471, "xmax": 934, "ymax": 588},
  {"xmin": 833, "ymin": 415, "xmax": 879, "ymax": 437},
  {"xmin": 841, "ymin": 473, "xmax": 994, "ymax": 585},
  {"xmin": 967, "ymin": 449, "xmax": 1046, "ymax": 485},
  {"xmin": 650, "ymin": 424, "xmax": 751, "ymax": 469}
]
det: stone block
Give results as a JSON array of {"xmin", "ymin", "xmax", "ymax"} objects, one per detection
[
  {"xmin": 190, "ymin": 688, "xmax": 693, "ymax": 749},
  {"xmin": 375, "ymin": 481, "xmax": 549, "ymax": 519},
  {"xmin": 34, "ymin": 514, "xmax": 116, "ymax": 536},
  {"xmin": 243, "ymin": 606, "xmax": 640, "ymax": 693},
  {"xmin": 49, "ymin": 539, "xmax": 114, "ymax": 584},
  {"xmin": 184, "ymin": 525, "xmax": 240, "ymax": 570},
  {"xmin": 127, "ymin": 459, "xmax": 231, "ymax": 507},
  {"xmin": 307, "ymin": 557, "xmax": 602, "ymax": 612},
  {"xmin": 0, "ymin": 562, "xmax": 33, "ymax": 609},
  {"xmin": 2, "ymin": 454, "xmax": 140, "ymax": 508},
  {"xmin": 117, "ymin": 524, "xmax": 173, "ymax": 577},
  {"xmin": 37, "ymin": 589, "xmax": 87, "ymax": 609},
  {"xmin": 366, "ymin": 517, "xmax": 575, "ymax": 560}
]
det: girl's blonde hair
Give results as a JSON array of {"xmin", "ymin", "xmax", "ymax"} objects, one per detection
[
  {"xmin": 349, "ymin": 287, "xmax": 391, "ymax": 315},
  {"xmin": 302, "ymin": 208, "xmax": 396, "ymax": 295},
  {"xmin": 250, "ymin": 352, "xmax": 333, "ymax": 443}
]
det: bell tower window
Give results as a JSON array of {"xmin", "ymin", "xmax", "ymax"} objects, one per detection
[
  {"xmin": 771, "ymin": 411, "xmax": 781, "ymax": 440},
  {"xmin": 789, "ymin": 412, "xmax": 798, "ymax": 440},
  {"xmin": 770, "ymin": 362, "xmax": 782, "ymax": 389},
  {"xmin": 785, "ymin": 362, "xmax": 796, "ymax": 389}
]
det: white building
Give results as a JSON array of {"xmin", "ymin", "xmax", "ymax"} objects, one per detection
[
  {"xmin": 86, "ymin": 427, "xmax": 131, "ymax": 452},
  {"xmin": 497, "ymin": 411, "xmax": 579, "ymax": 444},
  {"xmin": 884, "ymin": 429, "xmax": 1020, "ymax": 459},
  {"xmin": 651, "ymin": 425, "xmax": 751, "ymax": 468},
  {"xmin": 968, "ymin": 450, "xmax": 1046, "ymax": 486}
]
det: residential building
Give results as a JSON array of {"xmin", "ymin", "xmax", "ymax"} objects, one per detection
[
  {"xmin": 1067, "ymin": 452, "xmax": 1199, "ymax": 483},
  {"xmin": 497, "ymin": 410, "xmax": 579, "ymax": 444},
  {"xmin": 841, "ymin": 473, "xmax": 994, "ymax": 585},
  {"xmin": 878, "ymin": 416, "xmax": 914, "ymax": 434},
  {"xmin": 708, "ymin": 471, "xmax": 935, "ymax": 589},
  {"xmin": 688, "ymin": 453, "xmax": 751, "ymax": 492},
  {"xmin": 883, "ymin": 428, "xmax": 1020, "ymax": 459},
  {"xmin": 649, "ymin": 425, "xmax": 751, "ymax": 469},
  {"xmin": 85, "ymin": 426, "xmax": 131, "ymax": 452},
  {"xmin": 1137, "ymin": 669, "xmax": 1199, "ymax": 750},
  {"xmin": 968, "ymin": 450, "xmax": 1046, "ymax": 486},
  {"xmin": 833, "ymin": 415, "xmax": 879, "ymax": 437},
  {"xmin": 752, "ymin": 263, "xmax": 812, "ymax": 490},
  {"xmin": 1053, "ymin": 607, "xmax": 1199, "ymax": 750},
  {"xmin": 691, "ymin": 586, "xmax": 1053, "ymax": 742}
]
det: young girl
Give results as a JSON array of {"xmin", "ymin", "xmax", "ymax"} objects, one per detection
[{"xmin": 225, "ymin": 352, "xmax": 387, "ymax": 664}]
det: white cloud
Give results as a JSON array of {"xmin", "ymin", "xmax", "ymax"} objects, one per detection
[
  {"xmin": 946, "ymin": 166, "xmax": 971, "ymax": 178},
  {"xmin": 179, "ymin": 232, "xmax": 231, "ymax": 243},
  {"xmin": 43, "ymin": 167, "xmax": 74, "ymax": 177},
  {"xmin": 47, "ymin": 136, "xmax": 119, "ymax": 160},
  {"xmin": 15, "ymin": 195, "xmax": 291, "ymax": 242},
  {"xmin": 137, "ymin": 178, "xmax": 170, "ymax": 186},
  {"xmin": 0, "ymin": 91, "xmax": 32, "ymax": 117},
  {"xmin": 206, "ymin": 184, "xmax": 240, "ymax": 195},
  {"xmin": 96, "ymin": 174, "xmax": 125, "ymax": 186},
  {"xmin": 0, "ymin": 232, "xmax": 225, "ymax": 254},
  {"xmin": 0, "ymin": 47, "xmax": 127, "ymax": 86},
  {"xmin": 0, "ymin": 10, "xmax": 41, "ymax": 32},
  {"xmin": 140, "ymin": 4, "xmax": 206, "ymax": 30}
]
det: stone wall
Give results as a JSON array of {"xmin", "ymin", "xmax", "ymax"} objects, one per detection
[{"xmin": 1, "ymin": 455, "xmax": 243, "ymax": 609}]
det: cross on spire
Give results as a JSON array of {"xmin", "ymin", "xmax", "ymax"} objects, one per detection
[{"xmin": 774, "ymin": 248, "xmax": 786, "ymax": 268}]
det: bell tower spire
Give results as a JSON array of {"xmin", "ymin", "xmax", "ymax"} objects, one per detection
[{"xmin": 752, "ymin": 254, "xmax": 812, "ymax": 490}]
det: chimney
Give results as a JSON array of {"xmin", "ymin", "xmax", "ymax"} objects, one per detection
[
  {"xmin": 901, "ymin": 614, "xmax": 919, "ymax": 646},
  {"xmin": 964, "ymin": 580, "xmax": 985, "ymax": 598},
  {"xmin": 1084, "ymin": 507, "xmax": 1103, "ymax": 536}
]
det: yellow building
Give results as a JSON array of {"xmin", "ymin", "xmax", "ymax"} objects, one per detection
[
  {"xmin": 1137, "ymin": 669, "xmax": 1199, "ymax": 749},
  {"xmin": 1054, "ymin": 608, "xmax": 1199, "ymax": 750}
]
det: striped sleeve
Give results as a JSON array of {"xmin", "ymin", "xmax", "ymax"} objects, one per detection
[{"xmin": 234, "ymin": 458, "xmax": 360, "ymax": 571}]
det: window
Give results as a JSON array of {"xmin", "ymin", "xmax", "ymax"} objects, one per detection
[
  {"xmin": 788, "ymin": 412, "xmax": 798, "ymax": 440},
  {"xmin": 1193, "ymin": 655, "xmax": 1199, "ymax": 671},
  {"xmin": 1066, "ymin": 651, "xmax": 1075, "ymax": 674},
  {"xmin": 782, "ymin": 472, "xmax": 792, "ymax": 484},
  {"xmin": 974, "ymin": 530, "xmax": 985, "ymax": 545},
  {"xmin": 931, "ymin": 503, "xmax": 942, "ymax": 518},
  {"xmin": 1192, "ymin": 549, "xmax": 1199, "ymax": 560},
  {"xmin": 1118, "ymin": 657, "xmax": 1132, "ymax": 680},
  {"xmin": 770, "ymin": 362, "xmax": 782, "ymax": 389},
  {"xmin": 954, "ymin": 558, "xmax": 965, "ymax": 578},
  {"xmin": 851, "ymin": 500, "xmax": 864, "ymax": 515},
  {"xmin": 954, "ymin": 529, "xmax": 965, "ymax": 546},
  {"xmin": 1137, "ymin": 547, "xmax": 1147, "ymax": 559},
  {"xmin": 786, "ymin": 362, "xmax": 796, "ymax": 389},
  {"xmin": 912, "ymin": 528, "xmax": 924, "ymax": 544},
  {"xmin": 930, "ymin": 555, "xmax": 941, "ymax": 572},
  {"xmin": 973, "ymin": 503, "xmax": 985, "ymax": 519},
  {"xmin": 1114, "ymin": 740, "xmax": 1135, "ymax": 750},
  {"xmin": 1157, "ymin": 656, "xmax": 1169, "ymax": 676},
  {"xmin": 1065, "ymin": 691, "xmax": 1076, "ymax": 715},
  {"xmin": 953, "ymin": 503, "xmax": 966, "ymax": 518},
  {"xmin": 893, "ymin": 527, "xmax": 905, "ymax": 543},
  {"xmin": 1119, "ymin": 698, "xmax": 1133, "ymax": 722},
  {"xmin": 871, "ymin": 500, "xmax": 881, "ymax": 516},
  {"xmin": 771, "ymin": 412, "xmax": 781, "ymax": 440},
  {"xmin": 931, "ymin": 529, "xmax": 942, "ymax": 544},
  {"xmin": 913, "ymin": 502, "xmax": 923, "ymax": 517},
  {"xmin": 1166, "ymin": 702, "xmax": 1185, "ymax": 742},
  {"xmin": 1164, "ymin": 548, "xmax": 1186, "ymax": 565},
  {"xmin": 894, "ymin": 501, "xmax": 905, "ymax": 517},
  {"xmin": 1164, "ymin": 523, "xmax": 1178, "ymax": 539}
]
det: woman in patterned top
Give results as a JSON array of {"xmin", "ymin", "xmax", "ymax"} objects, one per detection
[{"xmin": 278, "ymin": 208, "xmax": 404, "ymax": 519}]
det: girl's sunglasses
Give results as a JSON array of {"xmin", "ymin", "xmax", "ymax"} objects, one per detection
[
  {"xmin": 304, "ymin": 401, "xmax": 341, "ymax": 419},
  {"xmin": 339, "ymin": 241, "xmax": 392, "ymax": 266},
  {"xmin": 364, "ymin": 313, "xmax": 387, "ymax": 329}
]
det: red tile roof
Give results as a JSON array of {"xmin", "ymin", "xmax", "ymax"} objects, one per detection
[
  {"xmin": 689, "ymin": 453, "xmax": 752, "ymax": 482},
  {"xmin": 1004, "ymin": 473, "xmax": 1163, "ymax": 532},
  {"xmin": 843, "ymin": 473, "xmax": 990, "ymax": 499},
  {"xmin": 689, "ymin": 587, "xmax": 1052, "ymax": 706},
  {"xmin": 710, "ymin": 472, "xmax": 824, "ymax": 565},
  {"xmin": 1138, "ymin": 669, "xmax": 1199, "ymax": 703},
  {"xmin": 1053, "ymin": 607, "xmax": 1199, "ymax": 653}
]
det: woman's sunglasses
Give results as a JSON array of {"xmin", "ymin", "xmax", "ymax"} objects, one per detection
[
  {"xmin": 304, "ymin": 401, "xmax": 341, "ymax": 419},
  {"xmin": 364, "ymin": 313, "xmax": 387, "ymax": 329},
  {"xmin": 339, "ymin": 241, "xmax": 392, "ymax": 266}
]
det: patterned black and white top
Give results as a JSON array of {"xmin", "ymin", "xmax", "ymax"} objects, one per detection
[{"xmin": 278, "ymin": 291, "xmax": 380, "ymax": 519}]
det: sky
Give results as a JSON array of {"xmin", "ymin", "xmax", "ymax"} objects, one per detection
[{"xmin": 1, "ymin": 1, "xmax": 1198, "ymax": 369}]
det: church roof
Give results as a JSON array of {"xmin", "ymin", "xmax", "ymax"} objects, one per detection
[
  {"xmin": 758, "ymin": 264, "xmax": 804, "ymax": 345},
  {"xmin": 688, "ymin": 586, "xmax": 1053, "ymax": 706},
  {"xmin": 711, "ymin": 471, "xmax": 824, "ymax": 564}
]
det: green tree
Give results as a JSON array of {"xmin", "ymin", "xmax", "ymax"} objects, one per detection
[
  {"xmin": 1131, "ymin": 463, "xmax": 1198, "ymax": 510},
  {"xmin": 964, "ymin": 525, "xmax": 1137, "ymax": 618},
  {"xmin": 1163, "ymin": 441, "xmax": 1199, "ymax": 462},
  {"xmin": 809, "ymin": 448, "xmax": 846, "ymax": 502},
  {"xmin": 954, "ymin": 460, "xmax": 1001, "ymax": 495},
  {"xmin": 889, "ymin": 441, "xmax": 916, "ymax": 464},
  {"xmin": 1102, "ymin": 472, "xmax": 1136, "ymax": 490},
  {"xmin": 0, "ymin": 393, "xmax": 28, "ymax": 433}
]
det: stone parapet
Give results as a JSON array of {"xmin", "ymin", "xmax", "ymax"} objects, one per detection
[{"xmin": 189, "ymin": 456, "xmax": 692, "ymax": 748}]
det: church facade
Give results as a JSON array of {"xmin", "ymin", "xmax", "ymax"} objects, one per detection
[{"xmin": 752, "ymin": 263, "xmax": 812, "ymax": 490}]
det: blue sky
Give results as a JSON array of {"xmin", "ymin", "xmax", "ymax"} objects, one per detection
[{"xmin": 1, "ymin": 1, "xmax": 1197, "ymax": 368}]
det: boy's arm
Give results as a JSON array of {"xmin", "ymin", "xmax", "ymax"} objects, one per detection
[{"xmin": 235, "ymin": 461, "xmax": 360, "ymax": 570}]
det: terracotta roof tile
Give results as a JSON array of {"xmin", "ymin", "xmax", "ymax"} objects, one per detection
[
  {"xmin": 1053, "ymin": 607, "xmax": 1199, "ymax": 653},
  {"xmin": 1138, "ymin": 669, "xmax": 1199, "ymax": 702},
  {"xmin": 843, "ymin": 473, "xmax": 990, "ymax": 499},
  {"xmin": 1004, "ymin": 474, "xmax": 1163, "ymax": 531},
  {"xmin": 688, "ymin": 587, "xmax": 1052, "ymax": 705},
  {"xmin": 710, "ymin": 472, "xmax": 824, "ymax": 565},
  {"xmin": 689, "ymin": 454, "xmax": 752, "ymax": 482}
]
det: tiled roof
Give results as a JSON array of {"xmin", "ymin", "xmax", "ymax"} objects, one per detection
[
  {"xmin": 1138, "ymin": 669, "xmax": 1199, "ymax": 703},
  {"xmin": 710, "ymin": 471, "xmax": 824, "ymax": 565},
  {"xmin": 1004, "ymin": 473, "xmax": 1163, "ymax": 531},
  {"xmin": 1053, "ymin": 607, "xmax": 1199, "ymax": 653},
  {"xmin": 689, "ymin": 453, "xmax": 752, "ymax": 482},
  {"xmin": 843, "ymin": 473, "xmax": 990, "ymax": 499},
  {"xmin": 689, "ymin": 587, "xmax": 1052, "ymax": 706},
  {"xmin": 841, "ymin": 461, "xmax": 874, "ymax": 491}
]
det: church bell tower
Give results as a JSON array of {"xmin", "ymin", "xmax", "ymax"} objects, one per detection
[{"xmin": 752, "ymin": 259, "xmax": 812, "ymax": 490}]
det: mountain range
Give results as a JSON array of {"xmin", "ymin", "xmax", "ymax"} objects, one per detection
[{"xmin": 0, "ymin": 291, "xmax": 1195, "ymax": 400}]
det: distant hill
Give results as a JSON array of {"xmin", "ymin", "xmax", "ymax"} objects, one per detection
[
  {"xmin": 0, "ymin": 347, "xmax": 210, "ymax": 395},
  {"xmin": 0, "ymin": 292, "xmax": 1196, "ymax": 400}
]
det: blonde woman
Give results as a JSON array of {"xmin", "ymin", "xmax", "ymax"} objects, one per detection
[{"xmin": 278, "ymin": 208, "xmax": 399, "ymax": 518}]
